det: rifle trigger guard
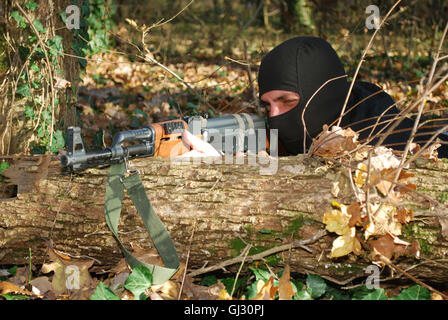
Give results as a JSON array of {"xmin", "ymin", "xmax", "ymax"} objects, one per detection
[{"xmin": 120, "ymin": 156, "xmax": 141, "ymax": 183}]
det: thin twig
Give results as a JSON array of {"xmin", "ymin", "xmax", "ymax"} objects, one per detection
[
  {"xmin": 243, "ymin": 41, "xmax": 260, "ymax": 115},
  {"xmin": 187, "ymin": 229, "xmax": 326, "ymax": 278},
  {"xmin": 149, "ymin": 0, "xmax": 195, "ymax": 31},
  {"xmin": 230, "ymin": 244, "xmax": 252, "ymax": 297},
  {"xmin": 178, "ymin": 219, "xmax": 197, "ymax": 300}
]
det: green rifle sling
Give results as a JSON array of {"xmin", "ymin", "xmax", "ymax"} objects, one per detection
[{"xmin": 104, "ymin": 162, "xmax": 180, "ymax": 284}]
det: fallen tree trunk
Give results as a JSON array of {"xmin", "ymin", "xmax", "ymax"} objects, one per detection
[{"xmin": 1, "ymin": 155, "xmax": 447, "ymax": 284}]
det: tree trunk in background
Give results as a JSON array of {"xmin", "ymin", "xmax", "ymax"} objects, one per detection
[
  {"xmin": 1, "ymin": 155, "xmax": 447, "ymax": 284},
  {"xmin": 0, "ymin": 0, "xmax": 79, "ymax": 156},
  {"xmin": 280, "ymin": 0, "xmax": 314, "ymax": 33}
]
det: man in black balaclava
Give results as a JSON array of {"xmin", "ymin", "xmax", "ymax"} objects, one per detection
[{"xmin": 258, "ymin": 36, "xmax": 448, "ymax": 157}]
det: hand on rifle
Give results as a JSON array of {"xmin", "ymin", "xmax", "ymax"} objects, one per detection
[
  {"xmin": 180, "ymin": 130, "xmax": 221, "ymax": 157},
  {"xmin": 180, "ymin": 130, "xmax": 269, "ymax": 158}
]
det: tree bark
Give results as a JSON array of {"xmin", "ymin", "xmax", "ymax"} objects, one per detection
[{"xmin": 1, "ymin": 155, "xmax": 447, "ymax": 284}]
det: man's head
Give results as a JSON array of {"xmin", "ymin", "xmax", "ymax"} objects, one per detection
[{"xmin": 258, "ymin": 36, "xmax": 349, "ymax": 155}]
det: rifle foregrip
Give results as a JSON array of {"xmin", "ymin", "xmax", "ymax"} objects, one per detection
[{"xmin": 111, "ymin": 127, "xmax": 154, "ymax": 147}]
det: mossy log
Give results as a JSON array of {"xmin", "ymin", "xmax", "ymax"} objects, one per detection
[{"xmin": 1, "ymin": 155, "xmax": 447, "ymax": 284}]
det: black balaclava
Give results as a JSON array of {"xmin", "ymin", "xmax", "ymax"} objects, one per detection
[{"xmin": 258, "ymin": 36, "xmax": 350, "ymax": 155}]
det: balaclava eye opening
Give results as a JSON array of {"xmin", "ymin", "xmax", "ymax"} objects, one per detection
[{"xmin": 258, "ymin": 36, "xmax": 350, "ymax": 155}]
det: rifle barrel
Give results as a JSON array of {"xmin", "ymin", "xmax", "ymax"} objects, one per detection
[{"xmin": 61, "ymin": 149, "xmax": 112, "ymax": 167}]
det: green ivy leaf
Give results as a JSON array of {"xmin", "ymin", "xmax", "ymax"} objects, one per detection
[
  {"xmin": 25, "ymin": 1, "xmax": 38, "ymax": 11},
  {"xmin": 16, "ymin": 83, "xmax": 31, "ymax": 97},
  {"xmin": 41, "ymin": 110, "xmax": 51, "ymax": 124},
  {"xmin": 60, "ymin": 11, "xmax": 67, "ymax": 24},
  {"xmin": 10, "ymin": 11, "xmax": 27, "ymax": 28},
  {"xmin": 362, "ymin": 288, "xmax": 388, "ymax": 300},
  {"xmin": 31, "ymin": 80, "xmax": 41, "ymax": 89},
  {"xmin": 37, "ymin": 125, "xmax": 45, "ymax": 138},
  {"xmin": 297, "ymin": 289, "xmax": 313, "ymax": 300},
  {"xmin": 323, "ymin": 286, "xmax": 351, "ymax": 300},
  {"xmin": 244, "ymin": 282, "xmax": 258, "ymax": 299},
  {"xmin": 124, "ymin": 265, "xmax": 153, "ymax": 300},
  {"xmin": 249, "ymin": 267, "xmax": 271, "ymax": 283},
  {"xmin": 200, "ymin": 275, "xmax": 218, "ymax": 287},
  {"xmin": 353, "ymin": 288, "xmax": 388, "ymax": 300},
  {"xmin": 187, "ymin": 102, "xmax": 199, "ymax": 110},
  {"xmin": 7, "ymin": 266, "xmax": 18, "ymax": 276},
  {"xmin": 33, "ymin": 19, "xmax": 46, "ymax": 33},
  {"xmin": 30, "ymin": 62, "xmax": 40, "ymax": 72},
  {"xmin": 133, "ymin": 107, "xmax": 147, "ymax": 119},
  {"xmin": 18, "ymin": 46, "xmax": 31, "ymax": 61},
  {"xmin": 30, "ymin": 145, "xmax": 46, "ymax": 155},
  {"xmin": 392, "ymin": 285, "xmax": 430, "ymax": 300},
  {"xmin": 25, "ymin": 106, "xmax": 36, "ymax": 119},
  {"xmin": 51, "ymin": 130, "xmax": 65, "ymax": 152},
  {"xmin": 2, "ymin": 294, "xmax": 30, "ymax": 300},
  {"xmin": 46, "ymin": 35, "xmax": 63, "ymax": 57},
  {"xmin": 306, "ymin": 274, "xmax": 327, "ymax": 299},
  {"xmin": 90, "ymin": 282, "xmax": 120, "ymax": 300},
  {"xmin": 0, "ymin": 161, "xmax": 10, "ymax": 174}
]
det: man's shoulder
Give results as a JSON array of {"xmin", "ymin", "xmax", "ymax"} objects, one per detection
[
  {"xmin": 351, "ymin": 80, "xmax": 396, "ymax": 110},
  {"xmin": 354, "ymin": 81, "xmax": 388, "ymax": 98}
]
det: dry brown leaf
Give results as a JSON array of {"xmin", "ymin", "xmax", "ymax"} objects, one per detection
[
  {"xmin": 322, "ymin": 203, "xmax": 351, "ymax": 236},
  {"xmin": 395, "ymin": 207, "xmax": 414, "ymax": 224},
  {"xmin": 354, "ymin": 163, "xmax": 367, "ymax": 188},
  {"xmin": 150, "ymin": 280, "xmax": 180, "ymax": 300},
  {"xmin": 278, "ymin": 265, "xmax": 294, "ymax": 300},
  {"xmin": 348, "ymin": 202, "xmax": 365, "ymax": 227},
  {"xmin": 393, "ymin": 239, "xmax": 420, "ymax": 259},
  {"xmin": 181, "ymin": 277, "xmax": 225, "ymax": 300},
  {"xmin": 369, "ymin": 234, "xmax": 396, "ymax": 260},
  {"xmin": 217, "ymin": 289, "xmax": 233, "ymax": 300},
  {"xmin": 41, "ymin": 247, "xmax": 94, "ymax": 296},
  {"xmin": 311, "ymin": 125, "xmax": 359, "ymax": 157},
  {"xmin": 323, "ymin": 201, "xmax": 363, "ymax": 258},
  {"xmin": 431, "ymin": 292, "xmax": 443, "ymax": 300},
  {"xmin": 112, "ymin": 243, "xmax": 165, "ymax": 274},
  {"xmin": 7, "ymin": 266, "xmax": 31, "ymax": 288},
  {"xmin": 0, "ymin": 281, "xmax": 33, "ymax": 296},
  {"xmin": 368, "ymin": 147, "xmax": 401, "ymax": 171},
  {"xmin": 54, "ymin": 77, "xmax": 71, "ymax": 90},
  {"xmin": 30, "ymin": 277, "xmax": 53, "ymax": 296},
  {"xmin": 149, "ymin": 291, "xmax": 164, "ymax": 300},
  {"xmin": 421, "ymin": 142, "xmax": 441, "ymax": 161},
  {"xmin": 330, "ymin": 229, "xmax": 362, "ymax": 258},
  {"xmin": 375, "ymin": 178, "xmax": 401, "ymax": 202},
  {"xmin": 370, "ymin": 234, "xmax": 420, "ymax": 262},
  {"xmin": 364, "ymin": 203, "xmax": 402, "ymax": 239},
  {"xmin": 251, "ymin": 277, "xmax": 278, "ymax": 300}
]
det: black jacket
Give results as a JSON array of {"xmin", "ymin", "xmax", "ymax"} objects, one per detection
[{"xmin": 342, "ymin": 81, "xmax": 448, "ymax": 158}]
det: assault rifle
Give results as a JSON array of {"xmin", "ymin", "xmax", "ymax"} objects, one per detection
[{"xmin": 61, "ymin": 113, "xmax": 269, "ymax": 172}]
